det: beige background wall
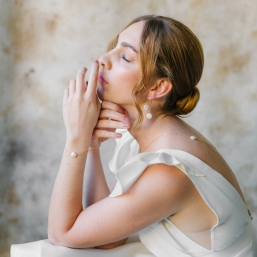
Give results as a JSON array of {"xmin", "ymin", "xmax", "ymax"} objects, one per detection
[{"xmin": 0, "ymin": 0, "xmax": 256, "ymax": 255}]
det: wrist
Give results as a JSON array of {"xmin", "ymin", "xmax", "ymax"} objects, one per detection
[
  {"xmin": 66, "ymin": 127, "xmax": 94, "ymax": 145},
  {"xmin": 64, "ymin": 146, "xmax": 99, "ymax": 158},
  {"xmin": 90, "ymin": 138, "xmax": 102, "ymax": 149},
  {"xmin": 65, "ymin": 137, "xmax": 91, "ymax": 154}
]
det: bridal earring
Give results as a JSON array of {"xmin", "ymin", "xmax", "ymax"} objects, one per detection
[{"xmin": 144, "ymin": 96, "xmax": 152, "ymax": 119}]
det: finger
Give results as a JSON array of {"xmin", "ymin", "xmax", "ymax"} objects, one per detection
[
  {"xmin": 69, "ymin": 80, "xmax": 76, "ymax": 97},
  {"xmin": 76, "ymin": 67, "xmax": 87, "ymax": 94},
  {"xmin": 95, "ymin": 119, "xmax": 130, "ymax": 129},
  {"xmin": 63, "ymin": 88, "xmax": 69, "ymax": 105},
  {"xmin": 101, "ymin": 101, "xmax": 125, "ymax": 114},
  {"xmin": 100, "ymin": 109, "xmax": 129, "ymax": 122},
  {"xmin": 84, "ymin": 81, "xmax": 88, "ymax": 90},
  {"xmin": 93, "ymin": 129, "xmax": 122, "ymax": 139},
  {"xmin": 87, "ymin": 60, "xmax": 99, "ymax": 96}
]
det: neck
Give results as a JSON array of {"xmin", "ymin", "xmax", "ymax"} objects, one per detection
[{"xmin": 128, "ymin": 113, "xmax": 178, "ymax": 152}]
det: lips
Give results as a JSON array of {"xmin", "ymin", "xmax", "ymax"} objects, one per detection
[{"xmin": 98, "ymin": 73, "xmax": 108, "ymax": 84}]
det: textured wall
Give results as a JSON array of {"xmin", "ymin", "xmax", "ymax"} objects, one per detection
[{"xmin": 0, "ymin": 0, "xmax": 257, "ymax": 255}]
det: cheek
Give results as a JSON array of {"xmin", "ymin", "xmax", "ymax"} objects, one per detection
[
  {"xmin": 115, "ymin": 69, "xmax": 141, "ymax": 90},
  {"xmin": 99, "ymin": 66, "xmax": 141, "ymax": 103}
]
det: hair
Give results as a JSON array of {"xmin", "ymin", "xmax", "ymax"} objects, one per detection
[{"xmin": 107, "ymin": 15, "xmax": 204, "ymax": 127}]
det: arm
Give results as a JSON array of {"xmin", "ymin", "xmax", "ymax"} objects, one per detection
[
  {"xmin": 48, "ymin": 64, "xmax": 100, "ymax": 241},
  {"xmin": 49, "ymin": 160, "xmax": 192, "ymax": 248},
  {"xmin": 83, "ymin": 149, "xmax": 110, "ymax": 208},
  {"xmin": 82, "ymin": 102, "xmax": 131, "ymax": 249},
  {"xmin": 48, "ymin": 64, "xmax": 131, "ymax": 247},
  {"xmin": 83, "ymin": 101, "xmax": 130, "ymax": 207},
  {"xmin": 84, "ymin": 149, "xmax": 129, "ymax": 249}
]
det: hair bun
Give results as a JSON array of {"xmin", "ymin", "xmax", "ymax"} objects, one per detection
[{"xmin": 176, "ymin": 87, "xmax": 200, "ymax": 115}]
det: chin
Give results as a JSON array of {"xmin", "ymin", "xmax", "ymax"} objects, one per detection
[
  {"xmin": 97, "ymin": 87, "xmax": 113, "ymax": 103},
  {"xmin": 96, "ymin": 86, "xmax": 123, "ymax": 105}
]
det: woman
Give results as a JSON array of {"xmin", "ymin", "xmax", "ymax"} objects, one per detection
[{"xmin": 11, "ymin": 15, "xmax": 255, "ymax": 257}]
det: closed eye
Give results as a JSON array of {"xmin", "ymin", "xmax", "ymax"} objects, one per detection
[{"xmin": 121, "ymin": 54, "xmax": 130, "ymax": 62}]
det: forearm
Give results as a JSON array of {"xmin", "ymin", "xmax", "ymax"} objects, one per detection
[
  {"xmin": 83, "ymin": 148, "xmax": 110, "ymax": 207},
  {"xmin": 48, "ymin": 64, "xmax": 110, "ymax": 242},
  {"xmin": 48, "ymin": 139, "xmax": 90, "ymax": 237}
]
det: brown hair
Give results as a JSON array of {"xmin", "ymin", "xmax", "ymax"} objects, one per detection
[{"xmin": 108, "ymin": 15, "xmax": 204, "ymax": 127}]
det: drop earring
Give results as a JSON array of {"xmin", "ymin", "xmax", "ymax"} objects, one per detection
[{"xmin": 144, "ymin": 96, "xmax": 152, "ymax": 119}]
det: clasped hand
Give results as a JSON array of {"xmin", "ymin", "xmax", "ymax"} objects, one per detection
[
  {"xmin": 63, "ymin": 62, "xmax": 101, "ymax": 144},
  {"xmin": 63, "ymin": 62, "xmax": 131, "ymax": 148}
]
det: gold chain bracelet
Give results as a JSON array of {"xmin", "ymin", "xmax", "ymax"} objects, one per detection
[{"xmin": 64, "ymin": 147, "xmax": 98, "ymax": 158}]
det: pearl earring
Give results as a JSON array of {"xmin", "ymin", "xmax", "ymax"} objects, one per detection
[{"xmin": 144, "ymin": 96, "xmax": 152, "ymax": 119}]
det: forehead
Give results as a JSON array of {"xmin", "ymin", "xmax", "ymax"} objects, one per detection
[{"xmin": 118, "ymin": 21, "xmax": 145, "ymax": 49}]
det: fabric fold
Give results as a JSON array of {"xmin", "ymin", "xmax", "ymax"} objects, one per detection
[{"xmin": 109, "ymin": 151, "xmax": 204, "ymax": 197}]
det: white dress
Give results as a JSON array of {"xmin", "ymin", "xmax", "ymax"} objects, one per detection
[{"xmin": 11, "ymin": 130, "xmax": 256, "ymax": 257}]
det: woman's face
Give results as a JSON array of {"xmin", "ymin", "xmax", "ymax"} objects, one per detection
[{"xmin": 97, "ymin": 21, "xmax": 145, "ymax": 108}]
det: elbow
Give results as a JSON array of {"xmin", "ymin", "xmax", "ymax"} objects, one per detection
[
  {"xmin": 48, "ymin": 234, "xmax": 69, "ymax": 247},
  {"xmin": 48, "ymin": 222, "xmax": 59, "ymax": 245},
  {"xmin": 48, "ymin": 224, "xmax": 68, "ymax": 246},
  {"xmin": 48, "ymin": 228, "xmax": 65, "ymax": 246},
  {"xmin": 48, "ymin": 232, "xmax": 60, "ymax": 246},
  {"xmin": 48, "ymin": 231, "xmax": 80, "ymax": 248}
]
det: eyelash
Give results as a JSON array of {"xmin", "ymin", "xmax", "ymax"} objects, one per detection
[{"xmin": 121, "ymin": 54, "xmax": 130, "ymax": 62}]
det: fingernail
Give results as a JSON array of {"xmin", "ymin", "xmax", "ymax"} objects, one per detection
[
  {"xmin": 124, "ymin": 116, "xmax": 130, "ymax": 122},
  {"xmin": 116, "ymin": 133, "xmax": 122, "ymax": 138},
  {"xmin": 123, "ymin": 122, "xmax": 130, "ymax": 128},
  {"xmin": 94, "ymin": 60, "xmax": 99, "ymax": 64}
]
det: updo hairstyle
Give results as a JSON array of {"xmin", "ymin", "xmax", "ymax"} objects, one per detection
[{"xmin": 107, "ymin": 15, "xmax": 204, "ymax": 127}]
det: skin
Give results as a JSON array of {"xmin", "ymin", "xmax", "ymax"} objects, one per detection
[{"xmin": 48, "ymin": 21, "xmax": 245, "ymax": 250}]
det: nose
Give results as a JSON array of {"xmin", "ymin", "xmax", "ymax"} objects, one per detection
[{"xmin": 99, "ymin": 52, "xmax": 112, "ymax": 70}]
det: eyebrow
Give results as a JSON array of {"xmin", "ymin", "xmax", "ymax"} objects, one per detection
[{"xmin": 120, "ymin": 41, "xmax": 139, "ymax": 53}]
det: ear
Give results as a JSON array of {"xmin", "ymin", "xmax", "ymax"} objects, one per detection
[{"xmin": 148, "ymin": 78, "xmax": 172, "ymax": 99}]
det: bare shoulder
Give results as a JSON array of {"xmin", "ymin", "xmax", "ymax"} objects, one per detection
[
  {"xmin": 133, "ymin": 163, "xmax": 191, "ymax": 190},
  {"xmin": 127, "ymin": 163, "xmax": 196, "ymax": 213},
  {"xmin": 156, "ymin": 117, "xmax": 245, "ymax": 203}
]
